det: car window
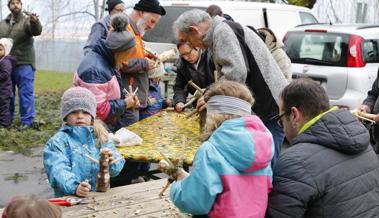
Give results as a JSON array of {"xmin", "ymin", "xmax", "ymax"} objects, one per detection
[
  {"xmin": 284, "ymin": 32, "xmax": 349, "ymax": 66},
  {"xmin": 143, "ymin": 6, "xmax": 206, "ymax": 44},
  {"xmin": 362, "ymin": 39, "xmax": 379, "ymax": 63},
  {"xmin": 299, "ymin": 12, "xmax": 318, "ymax": 24}
]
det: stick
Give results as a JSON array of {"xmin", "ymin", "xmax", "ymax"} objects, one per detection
[
  {"xmin": 188, "ymin": 80, "xmax": 204, "ymax": 94},
  {"xmin": 186, "ymin": 109, "xmax": 198, "ymax": 118},
  {"xmin": 132, "ymin": 87, "xmax": 139, "ymax": 96},
  {"xmin": 213, "ymin": 70, "xmax": 218, "ymax": 82},
  {"xmin": 110, "ymin": 157, "xmax": 125, "ymax": 165},
  {"xmin": 84, "ymin": 154, "xmax": 99, "ymax": 164},
  {"xmin": 183, "ymin": 97, "xmax": 197, "ymax": 109},
  {"xmin": 159, "ymin": 180, "xmax": 171, "ymax": 197}
]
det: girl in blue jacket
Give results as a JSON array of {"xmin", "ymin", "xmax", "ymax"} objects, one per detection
[
  {"xmin": 43, "ymin": 87, "xmax": 125, "ymax": 197},
  {"xmin": 168, "ymin": 80, "xmax": 274, "ymax": 218}
]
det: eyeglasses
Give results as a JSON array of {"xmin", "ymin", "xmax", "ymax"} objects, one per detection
[
  {"xmin": 180, "ymin": 47, "xmax": 194, "ymax": 58},
  {"xmin": 271, "ymin": 110, "xmax": 291, "ymax": 128}
]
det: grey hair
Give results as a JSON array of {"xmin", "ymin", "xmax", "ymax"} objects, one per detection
[{"xmin": 173, "ymin": 9, "xmax": 211, "ymax": 39}]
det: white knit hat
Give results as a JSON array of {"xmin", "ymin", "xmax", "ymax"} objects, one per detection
[
  {"xmin": 61, "ymin": 87, "xmax": 97, "ymax": 121},
  {"xmin": 0, "ymin": 38, "xmax": 13, "ymax": 57}
]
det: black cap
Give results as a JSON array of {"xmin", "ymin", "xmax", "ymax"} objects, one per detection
[
  {"xmin": 106, "ymin": 0, "xmax": 124, "ymax": 12},
  {"xmin": 133, "ymin": 0, "xmax": 166, "ymax": 16}
]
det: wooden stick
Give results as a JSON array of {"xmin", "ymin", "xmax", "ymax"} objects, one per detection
[
  {"xmin": 213, "ymin": 70, "xmax": 218, "ymax": 82},
  {"xmin": 351, "ymin": 110, "xmax": 376, "ymax": 124},
  {"xmin": 159, "ymin": 180, "xmax": 171, "ymax": 197},
  {"xmin": 110, "ymin": 157, "xmax": 124, "ymax": 165},
  {"xmin": 183, "ymin": 97, "xmax": 197, "ymax": 109},
  {"xmin": 132, "ymin": 87, "xmax": 139, "ymax": 96},
  {"xmin": 185, "ymin": 109, "xmax": 198, "ymax": 118},
  {"xmin": 84, "ymin": 154, "xmax": 99, "ymax": 164},
  {"xmin": 188, "ymin": 80, "xmax": 204, "ymax": 94}
]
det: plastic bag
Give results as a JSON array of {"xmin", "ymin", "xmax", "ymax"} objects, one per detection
[{"xmin": 109, "ymin": 128, "xmax": 143, "ymax": 147}]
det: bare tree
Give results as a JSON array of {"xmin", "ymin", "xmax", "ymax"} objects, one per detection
[{"xmin": 41, "ymin": 0, "xmax": 107, "ymax": 39}]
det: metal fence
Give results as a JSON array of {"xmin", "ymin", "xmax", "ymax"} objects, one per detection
[{"xmin": 35, "ymin": 39, "xmax": 86, "ymax": 73}]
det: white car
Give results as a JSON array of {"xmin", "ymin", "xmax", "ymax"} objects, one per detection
[
  {"xmin": 284, "ymin": 24, "xmax": 379, "ymax": 109},
  {"xmin": 142, "ymin": 1, "xmax": 319, "ymax": 54}
]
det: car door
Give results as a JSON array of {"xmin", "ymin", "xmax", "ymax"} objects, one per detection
[{"xmin": 284, "ymin": 31, "xmax": 349, "ymax": 100}]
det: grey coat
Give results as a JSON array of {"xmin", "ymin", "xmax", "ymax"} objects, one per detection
[
  {"xmin": 267, "ymin": 109, "xmax": 379, "ymax": 218},
  {"xmin": 203, "ymin": 16, "xmax": 288, "ymax": 106}
]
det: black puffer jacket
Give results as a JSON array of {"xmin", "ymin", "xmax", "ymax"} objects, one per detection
[{"xmin": 267, "ymin": 109, "xmax": 379, "ymax": 218}]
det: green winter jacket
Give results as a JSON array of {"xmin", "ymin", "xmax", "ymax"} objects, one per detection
[{"xmin": 0, "ymin": 12, "xmax": 42, "ymax": 68}]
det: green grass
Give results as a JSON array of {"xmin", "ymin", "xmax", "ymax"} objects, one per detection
[
  {"xmin": 0, "ymin": 71, "xmax": 73, "ymax": 155},
  {"xmin": 35, "ymin": 70, "xmax": 73, "ymax": 94}
]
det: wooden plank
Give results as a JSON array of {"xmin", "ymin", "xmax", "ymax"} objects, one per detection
[{"xmin": 62, "ymin": 179, "xmax": 187, "ymax": 218}]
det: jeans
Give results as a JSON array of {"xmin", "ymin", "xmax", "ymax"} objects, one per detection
[
  {"xmin": 264, "ymin": 119, "xmax": 285, "ymax": 168},
  {"xmin": 10, "ymin": 65, "xmax": 35, "ymax": 126}
]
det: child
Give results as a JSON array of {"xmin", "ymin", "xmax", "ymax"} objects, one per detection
[
  {"xmin": 43, "ymin": 87, "xmax": 125, "ymax": 197},
  {"xmin": 0, "ymin": 38, "xmax": 16, "ymax": 129},
  {"xmin": 140, "ymin": 66, "xmax": 172, "ymax": 120},
  {"xmin": 168, "ymin": 80, "xmax": 274, "ymax": 217},
  {"xmin": 2, "ymin": 195, "xmax": 62, "ymax": 218}
]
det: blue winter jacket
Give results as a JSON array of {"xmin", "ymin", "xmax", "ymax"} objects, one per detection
[{"xmin": 43, "ymin": 125, "xmax": 125, "ymax": 197}]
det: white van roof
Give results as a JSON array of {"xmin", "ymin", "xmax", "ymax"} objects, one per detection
[{"xmin": 161, "ymin": 1, "xmax": 314, "ymax": 12}]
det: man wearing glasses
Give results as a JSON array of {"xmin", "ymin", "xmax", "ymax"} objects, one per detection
[
  {"xmin": 173, "ymin": 10, "xmax": 288, "ymax": 166},
  {"xmin": 173, "ymin": 42, "xmax": 215, "ymax": 112},
  {"xmin": 83, "ymin": 0, "xmax": 126, "ymax": 55},
  {"xmin": 267, "ymin": 78, "xmax": 379, "ymax": 217}
]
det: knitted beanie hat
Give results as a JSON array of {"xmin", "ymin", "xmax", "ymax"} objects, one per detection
[
  {"xmin": 105, "ymin": 14, "xmax": 136, "ymax": 52},
  {"xmin": 134, "ymin": 0, "xmax": 166, "ymax": 16},
  {"xmin": 0, "ymin": 38, "xmax": 13, "ymax": 57},
  {"xmin": 106, "ymin": 0, "xmax": 124, "ymax": 12},
  {"xmin": 60, "ymin": 87, "xmax": 97, "ymax": 121}
]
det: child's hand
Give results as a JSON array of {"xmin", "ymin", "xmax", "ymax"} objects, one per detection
[
  {"xmin": 125, "ymin": 95, "xmax": 140, "ymax": 109},
  {"xmin": 76, "ymin": 181, "xmax": 91, "ymax": 197}
]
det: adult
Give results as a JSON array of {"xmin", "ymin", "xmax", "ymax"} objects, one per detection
[
  {"xmin": 118, "ymin": 0, "xmax": 166, "ymax": 126},
  {"xmin": 83, "ymin": 0, "xmax": 125, "ymax": 55},
  {"xmin": 267, "ymin": 79, "xmax": 379, "ymax": 217},
  {"xmin": 173, "ymin": 10, "xmax": 288, "ymax": 165},
  {"xmin": 174, "ymin": 42, "xmax": 215, "ymax": 112},
  {"xmin": 358, "ymin": 68, "xmax": 379, "ymax": 153},
  {"xmin": 206, "ymin": 4, "xmax": 234, "ymax": 21},
  {"xmin": 74, "ymin": 14, "xmax": 139, "ymax": 129},
  {"xmin": 0, "ymin": 0, "xmax": 42, "ymax": 129}
]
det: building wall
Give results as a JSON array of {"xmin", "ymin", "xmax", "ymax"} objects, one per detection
[{"xmin": 312, "ymin": 0, "xmax": 379, "ymax": 24}]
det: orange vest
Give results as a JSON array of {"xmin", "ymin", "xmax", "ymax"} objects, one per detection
[{"xmin": 127, "ymin": 23, "xmax": 145, "ymax": 58}]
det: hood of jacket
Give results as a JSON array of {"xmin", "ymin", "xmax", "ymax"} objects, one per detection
[
  {"xmin": 207, "ymin": 115, "xmax": 273, "ymax": 172},
  {"xmin": 293, "ymin": 109, "xmax": 370, "ymax": 154},
  {"xmin": 258, "ymin": 28, "xmax": 283, "ymax": 51},
  {"xmin": 77, "ymin": 39, "xmax": 118, "ymax": 83}
]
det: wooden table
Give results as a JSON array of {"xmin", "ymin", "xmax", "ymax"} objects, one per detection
[
  {"xmin": 118, "ymin": 111, "xmax": 201, "ymax": 165},
  {"xmin": 63, "ymin": 179, "xmax": 189, "ymax": 218}
]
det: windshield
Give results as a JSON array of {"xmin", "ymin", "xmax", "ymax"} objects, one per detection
[
  {"xmin": 362, "ymin": 39, "xmax": 379, "ymax": 63},
  {"xmin": 143, "ymin": 6, "xmax": 206, "ymax": 44},
  {"xmin": 284, "ymin": 31, "xmax": 349, "ymax": 67}
]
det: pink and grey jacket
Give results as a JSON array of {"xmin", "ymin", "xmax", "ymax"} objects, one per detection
[
  {"xmin": 74, "ymin": 40, "xmax": 126, "ymax": 124},
  {"xmin": 170, "ymin": 115, "xmax": 274, "ymax": 218}
]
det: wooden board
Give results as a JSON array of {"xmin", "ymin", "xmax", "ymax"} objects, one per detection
[
  {"xmin": 63, "ymin": 179, "xmax": 189, "ymax": 218},
  {"xmin": 118, "ymin": 111, "xmax": 201, "ymax": 165}
]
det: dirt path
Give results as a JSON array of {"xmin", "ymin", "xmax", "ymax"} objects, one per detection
[{"xmin": 0, "ymin": 147, "xmax": 54, "ymax": 207}]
